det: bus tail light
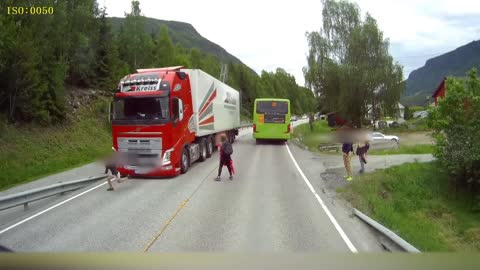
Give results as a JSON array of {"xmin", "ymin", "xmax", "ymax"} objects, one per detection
[
  {"xmin": 287, "ymin": 124, "xmax": 291, "ymax": 133},
  {"xmin": 253, "ymin": 124, "xmax": 257, "ymax": 133}
]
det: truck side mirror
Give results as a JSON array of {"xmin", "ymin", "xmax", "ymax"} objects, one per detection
[
  {"xmin": 178, "ymin": 99, "xmax": 184, "ymax": 121},
  {"xmin": 172, "ymin": 98, "xmax": 184, "ymax": 122}
]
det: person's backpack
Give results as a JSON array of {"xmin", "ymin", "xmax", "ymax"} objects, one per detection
[{"xmin": 222, "ymin": 142, "xmax": 233, "ymax": 156}]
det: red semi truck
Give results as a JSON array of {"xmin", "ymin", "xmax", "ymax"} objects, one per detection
[{"xmin": 110, "ymin": 66, "xmax": 241, "ymax": 177}]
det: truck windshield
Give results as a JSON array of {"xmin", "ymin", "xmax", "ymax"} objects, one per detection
[
  {"xmin": 113, "ymin": 97, "xmax": 169, "ymax": 121},
  {"xmin": 256, "ymin": 101, "xmax": 289, "ymax": 115}
]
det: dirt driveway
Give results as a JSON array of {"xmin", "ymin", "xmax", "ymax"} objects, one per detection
[{"xmin": 397, "ymin": 132, "xmax": 434, "ymax": 145}]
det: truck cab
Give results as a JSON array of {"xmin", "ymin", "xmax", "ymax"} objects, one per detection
[{"xmin": 111, "ymin": 66, "xmax": 195, "ymax": 177}]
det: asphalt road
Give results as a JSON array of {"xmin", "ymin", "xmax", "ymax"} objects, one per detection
[{"xmin": 0, "ymin": 120, "xmax": 389, "ymax": 252}]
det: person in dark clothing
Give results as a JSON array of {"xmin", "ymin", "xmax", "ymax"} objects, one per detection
[
  {"xmin": 216, "ymin": 135, "xmax": 233, "ymax": 181},
  {"xmin": 356, "ymin": 139, "xmax": 370, "ymax": 173},
  {"xmin": 342, "ymin": 142, "xmax": 354, "ymax": 181}
]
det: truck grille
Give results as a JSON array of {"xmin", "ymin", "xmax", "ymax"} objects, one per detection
[
  {"xmin": 117, "ymin": 137, "xmax": 162, "ymax": 167},
  {"xmin": 117, "ymin": 137, "xmax": 162, "ymax": 153}
]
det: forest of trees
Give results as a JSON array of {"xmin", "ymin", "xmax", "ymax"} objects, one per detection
[{"xmin": 0, "ymin": 0, "xmax": 316, "ymax": 125}]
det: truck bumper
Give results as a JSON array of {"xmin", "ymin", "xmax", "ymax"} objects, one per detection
[
  {"xmin": 253, "ymin": 133, "xmax": 291, "ymax": 140},
  {"xmin": 118, "ymin": 165, "xmax": 181, "ymax": 178}
]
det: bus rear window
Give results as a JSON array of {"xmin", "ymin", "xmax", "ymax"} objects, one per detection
[{"xmin": 256, "ymin": 101, "xmax": 288, "ymax": 114}]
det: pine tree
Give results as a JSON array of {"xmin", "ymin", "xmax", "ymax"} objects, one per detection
[
  {"xmin": 95, "ymin": 7, "xmax": 124, "ymax": 91},
  {"xmin": 66, "ymin": 0, "xmax": 100, "ymax": 87}
]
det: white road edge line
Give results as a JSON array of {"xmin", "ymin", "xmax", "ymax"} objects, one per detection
[
  {"xmin": 285, "ymin": 143, "xmax": 358, "ymax": 253},
  {"xmin": 0, "ymin": 181, "xmax": 107, "ymax": 235}
]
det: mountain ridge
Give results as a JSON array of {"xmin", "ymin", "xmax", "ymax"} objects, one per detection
[
  {"xmin": 108, "ymin": 17, "xmax": 244, "ymax": 66},
  {"xmin": 403, "ymin": 40, "xmax": 480, "ymax": 105}
]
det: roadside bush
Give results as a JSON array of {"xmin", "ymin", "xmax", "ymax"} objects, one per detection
[
  {"xmin": 404, "ymin": 105, "xmax": 412, "ymax": 120},
  {"xmin": 427, "ymin": 68, "xmax": 480, "ymax": 210}
]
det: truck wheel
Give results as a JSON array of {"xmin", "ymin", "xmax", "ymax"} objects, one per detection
[
  {"xmin": 199, "ymin": 138, "xmax": 207, "ymax": 162},
  {"xmin": 206, "ymin": 137, "xmax": 213, "ymax": 158},
  {"xmin": 180, "ymin": 148, "xmax": 189, "ymax": 174}
]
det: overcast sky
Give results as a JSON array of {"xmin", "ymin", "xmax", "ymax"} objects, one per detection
[{"xmin": 102, "ymin": 0, "xmax": 480, "ymax": 86}]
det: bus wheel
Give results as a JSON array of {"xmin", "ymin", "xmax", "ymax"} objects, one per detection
[
  {"xmin": 206, "ymin": 137, "xmax": 213, "ymax": 158},
  {"xmin": 199, "ymin": 138, "xmax": 207, "ymax": 162},
  {"xmin": 180, "ymin": 147, "xmax": 189, "ymax": 174}
]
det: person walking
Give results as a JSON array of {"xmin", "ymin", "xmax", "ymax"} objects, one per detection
[
  {"xmin": 103, "ymin": 149, "xmax": 126, "ymax": 191},
  {"xmin": 215, "ymin": 134, "xmax": 233, "ymax": 181},
  {"xmin": 356, "ymin": 138, "xmax": 370, "ymax": 173},
  {"xmin": 104, "ymin": 154, "xmax": 120, "ymax": 191},
  {"xmin": 342, "ymin": 141, "xmax": 354, "ymax": 181}
]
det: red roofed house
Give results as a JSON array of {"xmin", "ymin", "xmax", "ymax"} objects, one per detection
[
  {"xmin": 432, "ymin": 78, "xmax": 447, "ymax": 106},
  {"xmin": 432, "ymin": 77, "xmax": 471, "ymax": 109}
]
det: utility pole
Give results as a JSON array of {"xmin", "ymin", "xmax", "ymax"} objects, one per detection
[{"xmin": 220, "ymin": 64, "xmax": 228, "ymax": 83}]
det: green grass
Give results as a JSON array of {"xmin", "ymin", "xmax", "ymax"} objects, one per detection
[
  {"xmin": 292, "ymin": 120, "xmax": 333, "ymax": 151},
  {"xmin": 0, "ymin": 98, "xmax": 112, "ymax": 191},
  {"xmin": 340, "ymin": 161, "xmax": 480, "ymax": 251},
  {"xmin": 369, "ymin": 144, "xmax": 434, "ymax": 155}
]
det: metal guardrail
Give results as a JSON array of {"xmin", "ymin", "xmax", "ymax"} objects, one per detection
[
  {"xmin": 318, "ymin": 143, "xmax": 341, "ymax": 152},
  {"xmin": 0, "ymin": 175, "xmax": 106, "ymax": 211},
  {"xmin": 353, "ymin": 208, "xmax": 421, "ymax": 253}
]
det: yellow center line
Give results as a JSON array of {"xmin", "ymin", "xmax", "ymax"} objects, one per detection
[
  {"xmin": 143, "ymin": 198, "xmax": 189, "ymax": 252},
  {"xmin": 142, "ymin": 163, "xmax": 219, "ymax": 252}
]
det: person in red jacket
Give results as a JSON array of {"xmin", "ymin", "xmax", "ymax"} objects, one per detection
[{"xmin": 215, "ymin": 134, "xmax": 233, "ymax": 181}]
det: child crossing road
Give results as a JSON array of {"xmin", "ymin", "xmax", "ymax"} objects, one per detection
[{"xmin": 215, "ymin": 134, "xmax": 234, "ymax": 181}]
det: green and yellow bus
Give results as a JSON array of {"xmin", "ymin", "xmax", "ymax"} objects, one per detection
[{"xmin": 253, "ymin": 98, "xmax": 291, "ymax": 142}]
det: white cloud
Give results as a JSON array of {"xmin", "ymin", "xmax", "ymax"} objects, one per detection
[
  {"xmin": 102, "ymin": 0, "xmax": 480, "ymax": 85},
  {"xmin": 354, "ymin": 0, "xmax": 480, "ymax": 77}
]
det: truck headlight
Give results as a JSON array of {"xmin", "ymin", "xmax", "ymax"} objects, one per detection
[{"xmin": 162, "ymin": 148, "xmax": 174, "ymax": 165}]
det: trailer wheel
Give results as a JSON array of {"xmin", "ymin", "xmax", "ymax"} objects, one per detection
[
  {"xmin": 180, "ymin": 147, "xmax": 189, "ymax": 174},
  {"xmin": 206, "ymin": 137, "xmax": 213, "ymax": 158},
  {"xmin": 199, "ymin": 138, "xmax": 207, "ymax": 162}
]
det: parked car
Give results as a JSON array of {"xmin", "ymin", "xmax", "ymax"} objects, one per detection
[
  {"xmin": 413, "ymin": 111, "xmax": 429, "ymax": 119},
  {"xmin": 370, "ymin": 132, "xmax": 399, "ymax": 143},
  {"xmin": 389, "ymin": 121, "xmax": 400, "ymax": 128},
  {"xmin": 291, "ymin": 116, "xmax": 298, "ymax": 121}
]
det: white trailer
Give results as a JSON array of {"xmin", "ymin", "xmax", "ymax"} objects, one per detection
[{"xmin": 182, "ymin": 69, "xmax": 241, "ymax": 136}]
